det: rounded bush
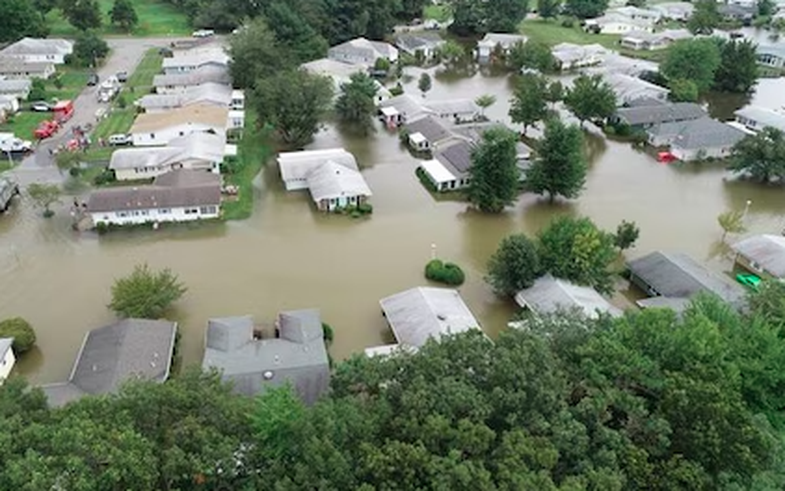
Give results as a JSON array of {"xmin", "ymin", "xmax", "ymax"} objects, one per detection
[
  {"xmin": 425, "ymin": 259, "xmax": 466, "ymax": 286},
  {"xmin": 0, "ymin": 317, "xmax": 36, "ymax": 353}
]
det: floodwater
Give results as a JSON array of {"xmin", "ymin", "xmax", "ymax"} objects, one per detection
[{"xmin": 4, "ymin": 64, "xmax": 785, "ymax": 385}]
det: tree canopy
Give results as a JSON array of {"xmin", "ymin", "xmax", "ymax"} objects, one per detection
[
  {"xmin": 448, "ymin": 0, "xmax": 530, "ymax": 35},
  {"xmin": 0, "ymin": 317, "xmax": 36, "ymax": 353},
  {"xmin": 70, "ymin": 30, "xmax": 110, "ymax": 67},
  {"xmin": 688, "ymin": 0, "xmax": 720, "ymax": 34},
  {"xmin": 0, "ymin": 0, "xmax": 48, "ymax": 43},
  {"xmin": 109, "ymin": 0, "xmax": 138, "ymax": 31},
  {"xmin": 661, "ymin": 38, "xmax": 721, "ymax": 93},
  {"xmin": 486, "ymin": 233, "xmax": 541, "ymax": 295},
  {"xmin": 466, "ymin": 127, "xmax": 521, "ymax": 213},
  {"xmin": 728, "ymin": 127, "xmax": 785, "ymax": 183},
  {"xmin": 563, "ymin": 74, "xmax": 617, "ymax": 125},
  {"xmin": 714, "ymin": 39, "xmax": 759, "ymax": 93},
  {"xmin": 507, "ymin": 40, "xmax": 556, "ymax": 73},
  {"xmin": 228, "ymin": 17, "xmax": 289, "ymax": 90},
  {"xmin": 509, "ymin": 72, "xmax": 548, "ymax": 134},
  {"xmin": 526, "ymin": 119, "xmax": 587, "ymax": 202},
  {"xmin": 335, "ymin": 72, "xmax": 379, "ymax": 134},
  {"xmin": 60, "ymin": 0, "xmax": 102, "ymax": 31},
  {"xmin": 108, "ymin": 263, "xmax": 187, "ymax": 319},
  {"xmin": 565, "ymin": 0, "xmax": 609, "ymax": 19}
]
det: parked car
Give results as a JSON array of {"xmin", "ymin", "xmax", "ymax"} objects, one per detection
[
  {"xmin": 87, "ymin": 73, "xmax": 99, "ymax": 86},
  {"xmin": 192, "ymin": 29, "xmax": 215, "ymax": 38},
  {"xmin": 108, "ymin": 133, "xmax": 132, "ymax": 146},
  {"xmin": 30, "ymin": 101, "xmax": 51, "ymax": 112},
  {"xmin": 736, "ymin": 273, "xmax": 761, "ymax": 290},
  {"xmin": 116, "ymin": 71, "xmax": 128, "ymax": 83}
]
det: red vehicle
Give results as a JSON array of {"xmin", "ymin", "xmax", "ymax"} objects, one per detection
[
  {"xmin": 53, "ymin": 100, "xmax": 74, "ymax": 123},
  {"xmin": 34, "ymin": 120, "xmax": 59, "ymax": 140}
]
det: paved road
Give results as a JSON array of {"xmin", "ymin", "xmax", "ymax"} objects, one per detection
[{"xmin": 11, "ymin": 37, "xmax": 193, "ymax": 186}]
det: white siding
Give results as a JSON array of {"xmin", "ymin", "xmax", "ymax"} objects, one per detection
[
  {"xmin": 131, "ymin": 124, "xmax": 226, "ymax": 146},
  {"xmin": 10, "ymin": 53, "xmax": 67, "ymax": 64},
  {"xmin": 672, "ymin": 144, "xmax": 733, "ymax": 162},
  {"xmin": 91, "ymin": 205, "xmax": 220, "ymax": 226},
  {"xmin": 0, "ymin": 348, "xmax": 15, "ymax": 382}
]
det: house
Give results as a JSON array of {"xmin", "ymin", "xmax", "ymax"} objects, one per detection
[
  {"xmin": 129, "ymin": 103, "xmax": 229, "ymax": 146},
  {"xmin": 620, "ymin": 29, "xmax": 692, "ymax": 51},
  {"xmin": 0, "ymin": 79, "xmax": 32, "ymax": 100},
  {"xmin": 327, "ymin": 37, "xmax": 399, "ymax": 66},
  {"xmin": 87, "ymin": 169, "xmax": 222, "ymax": 226},
  {"xmin": 756, "ymin": 45, "xmax": 785, "ymax": 69},
  {"xmin": 0, "ymin": 37, "xmax": 73, "ymax": 64},
  {"xmin": 552, "ymin": 43, "xmax": 609, "ymax": 70},
  {"xmin": 419, "ymin": 140, "xmax": 474, "ymax": 191},
  {"xmin": 584, "ymin": 12, "xmax": 656, "ymax": 35},
  {"xmin": 0, "ymin": 58, "xmax": 55, "ymax": 80},
  {"xmin": 39, "ymin": 319, "xmax": 177, "ymax": 407},
  {"xmin": 202, "ymin": 311, "xmax": 329, "ymax": 405},
  {"xmin": 396, "ymin": 33, "xmax": 445, "ymax": 61},
  {"xmin": 425, "ymin": 99, "xmax": 480, "ymax": 124},
  {"xmin": 300, "ymin": 58, "xmax": 391, "ymax": 104},
  {"xmin": 734, "ymin": 105, "xmax": 785, "ymax": 133},
  {"xmin": 611, "ymin": 102, "xmax": 707, "ymax": 129},
  {"xmin": 588, "ymin": 52, "xmax": 659, "ymax": 77},
  {"xmin": 379, "ymin": 94, "xmax": 432, "ymax": 127},
  {"xmin": 137, "ymin": 83, "xmax": 244, "ymax": 113},
  {"xmin": 109, "ymin": 132, "xmax": 229, "ymax": 181},
  {"xmin": 475, "ymin": 33, "xmax": 528, "ymax": 60},
  {"xmin": 379, "ymin": 286, "xmax": 481, "ymax": 348},
  {"xmin": 0, "ymin": 338, "xmax": 14, "ymax": 383},
  {"xmin": 277, "ymin": 148, "xmax": 371, "ymax": 211},
  {"xmin": 651, "ymin": 2, "xmax": 695, "ymax": 21},
  {"xmin": 153, "ymin": 65, "xmax": 231, "ymax": 94},
  {"xmin": 628, "ymin": 251, "xmax": 746, "ymax": 311},
  {"xmin": 403, "ymin": 115, "xmax": 455, "ymax": 151},
  {"xmin": 608, "ymin": 6, "xmax": 662, "ymax": 23},
  {"xmin": 603, "ymin": 73, "xmax": 669, "ymax": 105},
  {"xmin": 647, "ymin": 117, "xmax": 746, "ymax": 161},
  {"xmin": 732, "ymin": 234, "xmax": 785, "ymax": 279},
  {"xmin": 0, "ymin": 177, "xmax": 19, "ymax": 212},
  {"xmin": 450, "ymin": 122, "xmax": 533, "ymax": 168},
  {"xmin": 719, "ymin": 4, "xmax": 755, "ymax": 23},
  {"xmin": 0, "ymin": 95, "xmax": 20, "ymax": 116},
  {"xmin": 162, "ymin": 47, "xmax": 229, "ymax": 74},
  {"xmin": 514, "ymin": 275, "xmax": 622, "ymax": 319}
]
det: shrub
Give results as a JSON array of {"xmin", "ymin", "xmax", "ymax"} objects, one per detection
[
  {"xmin": 358, "ymin": 202, "xmax": 373, "ymax": 214},
  {"xmin": 322, "ymin": 322, "xmax": 334, "ymax": 345},
  {"xmin": 425, "ymin": 259, "xmax": 466, "ymax": 286},
  {"xmin": 0, "ymin": 317, "xmax": 36, "ymax": 353},
  {"xmin": 95, "ymin": 222, "xmax": 109, "ymax": 234},
  {"xmin": 415, "ymin": 167, "xmax": 438, "ymax": 192},
  {"xmin": 561, "ymin": 18, "xmax": 575, "ymax": 28},
  {"xmin": 93, "ymin": 168, "xmax": 116, "ymax": 186},
  {"xmin": 68, "ymin": 166, "xmax": 81, "ymax": 177},
  {"xmin": 389, "ymin": 83, "xmax": 404, "ymax": 96}
]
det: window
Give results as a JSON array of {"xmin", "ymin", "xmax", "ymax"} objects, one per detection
[
  {"xmin": 184, "ymin": 208, "xmax": 199, "ymax": 214},
  {"xmin": 141, "ymin": 210, "xmax": 149, "ymax": 216},
  {"xmin": 150, "ymin": 133, "xmax": 155, "ymax": 139},
  {"xmin": 117, "ymin": 212, "xmax": 128, "ymax": 217},
  {"xmin": 159, "ymin": 209, "xmax": 170, "ymax": 214},
  {"xmin": 200, "ymin": 206, "xmax": 217, "ymax": 214}
]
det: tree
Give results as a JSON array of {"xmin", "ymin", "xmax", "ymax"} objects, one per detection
[
  {"xmin": 565, "ymin": 0, "xmax": 608, "ymax": 18},
  {"xmin": 563, "ymin": 74, "xmax": 616, "ymax": 126},
  {"xmin": 614, "ymin": 220, "xmax": 639, "ymax": 250},
  {"xmin": 527, "ymin": 119, "xmax": 586, "ymax": 202},
  {"xmin": 662, "ymin": 38, "xmax": 721, "ymax": 93},
  {"xmin": 109, "ymin": 0, "xmax": 138, "ymax": 31},
  {"xmin": 728, "ymin": 128, "xmax": 785, "ymax": 183},
  {"xmin": 475, "ymin": 94, "xmax": 496, "ymax": 117},
  {"xmin": 508, "ymin": 40, "xmax": 555, "ymax": 72},
  {"xmin": 252, "ymin": 69, "xmax": 333, "ymax": 148},
  {"xmin": 486, "ymin": 233, "xmax": 541, "ymax": 295},
  {"xmin": 466, "ymin": 127, "xmax": 520, "ymax": 213},
  {"xmin": 109, "ymin": 263, "xmax": 187, "ymax": 319},
  {"xmin": 335, "ymin": 72, "xmax": 379, "ymax": 134},
  {"xmin": 717, "ymin": 210, "xmax": 747, "ymax": 240},
  {"xmin": 448, "ymin": 0, "xmax": 486, "ymax": 35},
  {"xmin": 484, "ymin": 0, "xmax": 530, "ymax": 33},
  {"xmin": 537, "ymin": 215, "xmax": 617, "ymax": 293},
  {"xmin": 0, "ymin": 317, "xmax": 36, "ymax": 353},
  {"xmin": 669, "ymin": 78, "xmax": 699, "ymax": 102},
  {"xmin": 27, "ymin": 78, "xmax": 47, "ymax": 102},
  {"xmin": 27, "ymin": 183, "xmax": 60, "ymax": 217},
  {"xmin": 418, "ymin": 72, "xmax": 432, "ymax": 97},
  {"xmin": 264, "ymin": 1, "xmax": 328, "ymax": 64},
  {"xmin": 714, "ymin": 39, "xmax": 758, "ymax": 93},
  {"xmin": 538, "ymin": 0, "xmax": 561, "ymax": 19},
  {"xmin": 54, "ymin": 150, "xmax": 81, "ymax": 172},
  {"xmin": 70, "ymin": 30, "xmax": 110, "ymax": 67},
  {"xmin": 545, "ymin": 80, "xmax": 563, "ymax": 109},
  {"xmin": 60, "ymin": 0, "xmax": 102, "ymax": 31},
  {"xmin": 0, "ymin": 0, "xmax": 48, "ymax": 42},
  {"xmin": 32, "ymin": 0, "xmax": 57, "ymax": 20},
  {"xmin": 688, "ymin": 0, "xmax": 720, "ymax": 34},
  {"xmin": 438, "ymin": 40, "xmax": 465, "ymax": 66},
  {"xmin": 509, "ymin": 72, "xmax": 548, "ymax": 134},
  {"xmin": 228, "ymin": 17, "xmax": 288, "ymax": 90},
  {"xmin": 758, "ymin": 0, "xmax": 775, "ymax": 17}
]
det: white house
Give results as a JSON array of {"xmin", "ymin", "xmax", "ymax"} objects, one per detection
[
  {"xmin": 0, "ymin": 79, "xmax": 31, "ymax": 101},
  {"xmin": 129, "ymin": 103, "xmax": 229, "ymax": 146},
  {"xmin": 620, "ymin": 29, "xmax": 692, "ymax": 51},
  {"xmin": 585, "ymin": 12, "xmax": 656, "ymax": 35},
  {"xmin": 379, "ymin": 93, "xmax": 433, "ymax": 127},
  {"xmin": 138, "ymin": 83, "xmax": 243, "ymax": 113},
  {"xmin": 153, "ymin": 65, "xmax": 231, "ymax": 95},
  {"xmin": 0, "ymin": 37, "xmax": 73, "ymax": 64},
  {"xmin": 300, "ymin": 58, "xmax": 391, "ymax": 104},
  {"xmin": 109, "ymin": 132, "xmax": 230, "ymax": 181},
  {"xmin": 327, "ymin": 38, "xmax": 398, "ymax": 66},
  {"xmin": 647, "ymin": 117, "xmax": 747, "ymax": 161},
  {"xmin": 0, "ymin": 338, "xmax": 14, "ymax": 383},
  {"xmin": 162, "ymin": 48, "xmax": 229, "ymax": 74},
  {"xmin": 651, "ymin": 2, "xmax": 695, "ymax": 21},
  {"xmin": 552, "ymin": 43, "xmax": 609, "ymax": 70},
  {"xmin": 603, "ymin": 73, "xmax": 669, "ymax": 105},
  {"xmin": 757, "ymin": 45, "xmax": 785, "ymax": 69},
  {"xmin": 734, "ymin": 105, "xmax": 785, "ymax": 133},
  {"xmin": 0, "ymin": 95, "xmax": 20, "ymax": 115},
  {"xmin": 87, "ymin": 169, "xmax": 222, "ymax": 227},
  {"xmin": 608, "ymin": 6, "xmax": 662, "ymax": 23},
  {"xmin": 475, "ymin": 33, "xmax": 528, "ymax": 60},
  {"xmin": 425, "ymin": 99, "xmax": 480, "ymax": 124},
  {"xmin": 395, "ymin": 33, "xmax": 446, "ymax": 61},
  {"xmin": 277, "ymin": 148, "xmax": 371, "ymax": 211},
  {"xmin": 0, "ymin": 58, "xmax": 55, "ymax": 80}
]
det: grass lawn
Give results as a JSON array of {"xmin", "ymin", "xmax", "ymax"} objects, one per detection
[
  {"xmin": 47, "ymin": 0, "xmax": 190, "ymax": 37},
  {"xmin": 521, "ymin": 19, "xmax": 621, "ymax": 48},
  {"xmin": 222, "ymin": 116, "xmax": 272, "ymax": 221},
  {"xmin": 424, "ymin": 4, "xmax": 451, "ymax": 22},
  {"xmin": 0, "ymin": 113, "xmax": 51, "ymax": 140}
]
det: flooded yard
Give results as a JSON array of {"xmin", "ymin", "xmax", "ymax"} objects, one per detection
[{"xmin": 4, "ymin": 64, "xmax": 785, "ymax": 384}]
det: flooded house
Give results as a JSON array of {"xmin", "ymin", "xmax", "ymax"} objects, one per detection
[
  {"xmin": 732, "ymin": 234, "xmax": 785, "ymax": 280},
  {"xmin": 647, "ymin": 117, "xmax": 746, "ymax": 161},
  {"xmin": 610, "ymin": 102, "xmax": 707, "ymax": 130},
  {"xmin": 0, "ymin": 176, "xmax": 20, "ymax": 212},
  {"xmin": 514, "ymin": 275, "xmax": 622, "ymax": 319},
  {"xmin": 475, "ymin": 33, "xmax": 528, "ymax": 60},
  {"xmin": 327, "ymin": 37, "xmax": 398, "ymax": 66},
  {"xmin": 0, "ymin": 338, "xmax": 14, "ymax": 384}
]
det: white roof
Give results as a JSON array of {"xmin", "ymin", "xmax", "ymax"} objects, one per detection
[
  {"xmin": 300, "ymin": 57, "xmax": 366, "ymax": 80},
  {"xmin": 603, "ymin": 72, "xmax": 669, "ymax": 101},
  {"xmin": 138, "ymin": 82, "xmax": 233, "ymax": 110},
  {"xmin": 162, "ymin": 48, "xmax": 229, "ymax": 70},
  {"xmin": 552, "ymin": 43, "xmax": 609, "ymax": 63},
  {"xmin": 425, "ymin": 99, "xmax": 479, "ymax": 116},
  {"xmin": 420, "ymin": 159, "xmax": 456, "ymax": 184},
  {"xmin": 735, "ymin": 105, "xmax": 785, "ymax": 132},
  {"xmin": 278, "ymin": 148, "xmax": 358, "ymax": 182},
  {"xmin": 109, "ymin": 132, "xmax": 226, "ymax": 170},
  {"xmin": 380, "ymin": 287, "xmax": 481, "ymax": 348},
  {"xmin": 0, "ymin": 37, "xmax": 73, "ymax": 56},
  {"xmin": 515, "ymin": 275, "xmax": 622, "ymax": 319},
  {"xmin": 380, "ymin": 106, "xmax": 399, "ymax": 116},
  {"xmin": 478, "ymin": 33, "xmax": 528, "ymax": 48},
  {"xmin": 732, "ymin": 234, "xmax": 785, "ymax": 277},
  {"xmin": 305, "ymin": 160, "xmax": 372, "ymax": 202},
  {"xmin": 329, "ymin": 37, "xmax": 398, "ymax": 61},
  {"xmin": 409, "ymin": 132, "xmax": 427, "ymax": 144},
  {"xmin": 379, "ymin": 94, "xmax": 431, "ymax": 119}
]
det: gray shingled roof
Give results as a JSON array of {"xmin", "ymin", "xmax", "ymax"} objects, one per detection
[
  {"xmin": 41, "ymin": 319, "xmax": 177, "ymax": 407},
  {"xmin": 278, "ymin": 148, "xmax": 358, "ymax": 182},
  {"xmin": 396, "ymin": 33, "xmax": 445, "ymax": 54},
  {"xmin": 615, "ymin": 102, "xmax": 706, "ymax": 126},
  {"xmin": 648, "ymin": 117, "xmax": 747, "ymax": 150},
  {"xmin": 0, "ymin": 58, "xmax": 54, "ymax": 75},
  {"xmin": 137, "ymin": 82, "xmax": 233, "ymax": 111},
  {"xmin": 732, "ymin": 234, "xmax": 785, "ymax": 278},
  {"xmin": 515, "ymin": 275, "xmax": 622, "ymax": 318},
  {"xmin": 636, "ymin": 296, "xmax": 691, "ymax": 313},
  {"xmin": 0, "ymin": 37, "xmax": 72, "ymax": 56},
  {"xmin": 0, "ymin": 79, "xmax": 31, "ymax": 93},
  {"xmin": 404, "ymin": 115, "xmax": 453, "ymax": 145},
  {"xmin": 628, "ymin": 251, "xmax": 745, "ymax": 306},
  {"xmin": 153, "ymin": 65, "xmax": 231, "ymax": 88},
  {"xmin": 435, "ymin": 140, "xmax": 473, "ymax": 176},
  {"xmin": 109, "ymin": 133, "xmax": 226, "ymax": 171},
  {"xmin": 0, "ymin": 337, "xmax": 13, "ymax": 360}
]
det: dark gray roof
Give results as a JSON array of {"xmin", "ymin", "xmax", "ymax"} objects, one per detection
[
  {"xmin": 435, "ymin": 140, "xmax": 473, "ymax": 176},
  {"xmin": 0, "ymin": 337, "xmax": 12, "ymax": 359},
  {"xmin": 636, "ymin": 296, "xmax": 691, "ymax": 313},
  {"xmin": 0, "ymin": 58, "xmax": 53, "ymax": 75},
  {"xmin": 41, "ymin": 319, "xmax": 177, "ymax": 407},
  {"xmin": 648, "ymin": 117, "xmax": 746, "ymax": 150},
  {"xmin": 404, "ymin": 115, "xmax": 453, "ymax": 144},
  {"xmin": 616, "ymin": 102, "xmax": 706, "ymax": 126},
  {"xmin": 206, "ymin": 316, "xmax": 254, "ymax": 352},
  {"xmin": 628, "ymin": 251, "xmax": 745, "ymax": 306},
  {"xmin": 732, "ymin": 234, "xmax": 785, "ymax": 278},
  {"xmin": 396, "ymin": 33, "xmax": 444, "ymax": 53},
  {"xmin": 87, "ymin": 169, "xmax": 221, "ymax": 213},
  {"xmin": 626, "ymin": 97, "xmax": 668, "ymax": 108}
]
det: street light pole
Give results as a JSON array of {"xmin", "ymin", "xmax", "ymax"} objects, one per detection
[
  {"xmin": 430, "ymin": 243, "xmax": 437, "ymax": 260},
  {"xmin": 742, "ymin": 199, "xmax": 752, "ymax": 221}
]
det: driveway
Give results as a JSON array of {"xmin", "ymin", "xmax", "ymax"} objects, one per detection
[{"xmin": 11, "ymin": 37, "xmax": 194, "ymax": 186}]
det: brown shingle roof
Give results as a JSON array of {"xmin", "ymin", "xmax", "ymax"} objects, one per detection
[{"xmin": 130, "ymin": 103, "xmax": 228, "ymax": 134}]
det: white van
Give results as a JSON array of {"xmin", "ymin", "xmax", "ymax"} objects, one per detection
[{"xmin": 108, "ymin": 134, "xmax": 131, "ymax": 146}]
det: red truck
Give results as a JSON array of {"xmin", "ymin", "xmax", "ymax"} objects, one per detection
[
  {"xmin": 53, "ymin": 100, "xmax": 74, "ymax": 123},
  {"xmin": 34, "ymin": 120, "xmax": 60, "ymax": 140}
]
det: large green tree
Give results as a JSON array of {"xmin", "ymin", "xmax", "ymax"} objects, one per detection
[
  {"xmin": 60, "ymin": 0, "xmax": 102, "ymax": 31},
  {"xmin": 228, "ymin": 17, "xmax": 288, "ymax": 90},
  {"xmin": 108, "ymin": 263, "xmax": 187, "ymax": 319},
  {"xmin": 537, "ymin": 0, "xmax": 561, "ymax": 18},
  {"xmin": 252, "ymin": 69, "xmax": 333, "ymax": 147},
  {"xmin": 526, "ymin": 118, "xmax": 587, "ymax": 202},
  {"xmin": 264, "ymin": 1, "xmax": 328, "ymax": 64},
  {"xmin": 486, "ymin": 233, "xmax": 541, "ymax": 295},
  {"xmin": 448, "ymin": 0, "xmax": 529, "ymax": 35},
  {"xmin": 335, "ymin": 72, "xmax": 379, "ymax": 134},
  {"xmin": 714, "ymin": 39, "xmax": 759, "ymax": 93},
  {"xmin": 661, "ymin": 38, "xmax": 721, "ymax": 93},
  {"xmin": 109, "ymin": 0, "xmax": 138, "ymax": 31},
  {"xmin": 728, "ymin": 127, "xmax": 785, "ymax": 183},
  {"xmin": 70, "ymin": 30, "xmax": 109, "ymax": 67},
  {"xmin": 507, "ymin": 40, "xmax": 555, "ymax": 73},
  {"xmin": 565, "ymin": 0, "xmax": 608, "ymax": 18},
  {"xmin": 0, "ymin": 0, "xmax": 48, "ymax": 42},
  {"xmin": 563, "ymin": 73, "xmax": 617, "ymax": 126},
  {"xmin": 688, "ymin": 0, "xmax": 720, "ymax": 34},
  {"xmin": 466, "ymin": 127, "xmax": 521, "ymax": 212},
  {"xmin": 509, "ymin": 72, "xmax": 548, "ymax": 134},
  {"xmin": 537, "ymin": 215, "xmax": 617, "ymax": 293}
]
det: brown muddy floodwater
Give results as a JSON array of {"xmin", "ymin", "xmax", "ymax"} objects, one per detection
[{"xmin": 4, "ymin": 66, "xmax": 785, "ymax": 384}]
